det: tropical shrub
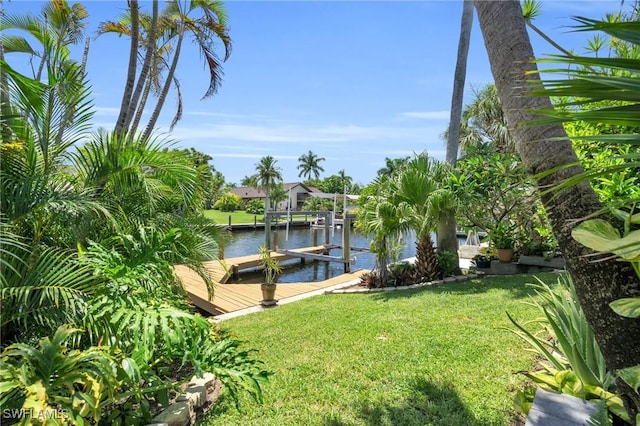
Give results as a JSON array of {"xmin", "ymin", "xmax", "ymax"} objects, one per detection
[
  {"xmin": 245, "ymin": 199, "xmax": 264, "ymax": 215},
  {"xmin": 508, "ymin": 275, "xmax": 627, "ymax": 423},
  {"xmin": 0, "ymin": 3, "xmax": 270, "ymax": 423},
  {"xmin": 436, "ymin": 250, "xmax": 458, "ymax": 277},
  {"xmin": 530, "ymin": 14, "xmax": 640, "ymax": 420},
  {"xmin": 0, "ymin": 326, "xmax": 117, "ymax": 425},
  {"xmin": 302, "ymin": 196, "xmax": 334, "ymax": 212},
  {"xmin": 359, "ymin": 271, "xmax": 381, "ymax": 289},
  {"xmin": 452, "ymin": 146, "xmax": 541, "ymax": 242},
  {"xmin": 389, "ymin": 262, "xmax": 416, "ymax": 286},
  {"xmin": 214, "ymin": 193, "xmax": 241, "ymax": 212}
]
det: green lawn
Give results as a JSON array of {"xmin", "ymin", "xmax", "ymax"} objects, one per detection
[
  {"xmin": 203, "ymin": 209, "xmax": 313, "ymax": 225},
  {"xmin": 202, "ymin": 273, "xmax": 560, "ymax": 426},
  {"xmin": 203, "ymin": 209, "xmax": 262, "ymax": 224}
]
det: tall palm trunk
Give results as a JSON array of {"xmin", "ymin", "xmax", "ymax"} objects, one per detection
[
  {"xmin": 125, "ymin": 0, "xmax": 158, "ymax": 135},
  {"xmin": 130, "ymin": 73, "xmax": 153, "ymax": 136},
  {"xmin": 264, "ymin": 191, "xmax": 271, "ymax": 249},
  {"xmin": 114, "ymin": 0, "xmax": 140, "ymax": 140},
  {"xmin": 474, "ymin": 1, "xmax": 640, "ymax": 419},
  {"xmin": 142, "ymin": 23, "xmax": 185, "ymax": 142},
  {"xmin": 0, "ymin": 33, "xmax": 12, "ymax": 143},
  {"xmin": 446, "ymin": 0, "xmax": 473, "ymax": 165},
  {"xmin": 438, "ymin": 0, "xmax": 473, "ymax": 271}
]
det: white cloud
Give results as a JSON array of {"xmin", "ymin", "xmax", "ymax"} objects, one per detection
[{"xmin": 167, "ymin": 122, "xmax": 440, "ymax": 144}]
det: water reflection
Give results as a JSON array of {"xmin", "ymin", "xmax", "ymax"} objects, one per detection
[{"xmin": 223, "ymin": 226, "xmax": 418, "ymax": 284}]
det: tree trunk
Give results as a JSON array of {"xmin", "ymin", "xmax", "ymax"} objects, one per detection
[
  {"xmin": 446, "ymin": 0, "xmax": 473, "ymax": 165},
  {"xmin": 438, "ymin": 0, "xmax": 472, "ymax": 272},
  {"xmin": 437, "ymin": 213, "xmax": 459, "ymax": 263},
  {"xmin": 114, "ymin": 0, "xmax": 140, "ymax": 140},
  {"xmin": 0, "ymin": 30, "xmax": 12, "ymax": 143},
  {"xmin": 130, "ymin": 74, "xmax": 152, "ymax": 136},
  {"xmin": 474, "ymin": 0, "xmax": 640, "ymax": 419},
  {"xmin": 125, "ymin": 0, "xmax": 158, "ymax": 135},
  {"xmin": 142, "ymin": 24, "xmax": 184, "ymax": 142}
]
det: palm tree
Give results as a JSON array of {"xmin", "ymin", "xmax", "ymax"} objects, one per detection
[
  {"xmin": 1, "ymin": 1, "xmax": 92, "ymax": 169},
  {"xmin": 141, "ymin": 0, "xmax": 231, "ymax": 141},
  {"xmin": 255, "ymin": 155, "xmax": 282, "ymax": 248},
  {"xmin": 1, "ymin": 1, "xmax": 88, "ymax": 82},
  {"xmin": 240, "ymin": 174, "xmax": 259, "ymax": 187},
  {"xmin": 98, "ymin": 1, "xmax": 231, "ymax": 140},
  {"xmin": 337, "ymin": 169, "xmax": 353, "ymax": 193},
  {"xmin": 255, "ymin": 155, "xmax": 283, "ymax": 212},
  {"xmin": 376, "ymin": 156, "xmax": 409, "ymax": 178},
  {"xmin": 474, "ymin": 0, "xmax": 640, "ymax": 418},
  {"xmin": 356, "ymin": 195, "xmax": 404, "ymax": 287},
  {"xmin": 390, "ymin": 155, "xmax": 455, "ymax": 281},
  {"xmin": 439, "ymin": 0, "xmax": 473, "ymax": 272},
  {"xmin": 357, "ymin": 154, "xmax": 455, "ymax": 284},
  {"xmin": 458, "ymin": 84, "xmax": 513, "ymax": 154},
  {"xmin": 521, "ymin": 0, "xmax": 573, "ymax": 58},
  {"xmin": 446, "ymin": 0, "xmax": 473, "ymax": 165},
  {"xmin": 297, "ymin": 150, "xmax": 325, "ymax": 181},
  {"xmin": 114, "ymin": 0, "xmax": 140, "ymax": 139}
]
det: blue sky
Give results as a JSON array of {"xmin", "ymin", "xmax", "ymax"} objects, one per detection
[{"xmin": 5, "ymin": 1, "xmax": 622, "ymax": 186}]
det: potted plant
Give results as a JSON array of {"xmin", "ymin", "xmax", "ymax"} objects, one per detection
[
  {"xmin": 472, "ymin": 253, "xmax": 492, "ymax": 269},
  {"xmin": 258, "ymin": 244, "xmax": 282, "ymax": 306},
  {"xmin": 490, "ymin": 223, "xmax": 516, "ymax": 263}
]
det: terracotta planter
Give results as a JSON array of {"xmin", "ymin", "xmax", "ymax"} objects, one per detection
[
  {"xmin": 496, "ymin": 248, "xmax": 514, "ymax": 263},
  {"xmin": 260, "ymin": 283, "xmax": 277, "ymax": 306}
]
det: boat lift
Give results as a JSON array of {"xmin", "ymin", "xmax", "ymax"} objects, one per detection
[{"xmin": 264, "ymin": 211, "xmax": 360, "ymax": 272}]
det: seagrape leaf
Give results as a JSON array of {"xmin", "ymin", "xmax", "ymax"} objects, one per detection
[{"xmin": 610, "ymin": 297, "xmax": 640, "ymax": 318}]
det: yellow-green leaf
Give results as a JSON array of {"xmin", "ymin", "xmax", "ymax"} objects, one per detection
[{"xmin": 610, "ymin": 297, "xmax": 640, "ymax": 318}]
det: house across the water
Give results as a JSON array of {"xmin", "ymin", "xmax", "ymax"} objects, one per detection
[{"xmin": 230, "ymin": 182, "xmax": 359, "ymax": 211}]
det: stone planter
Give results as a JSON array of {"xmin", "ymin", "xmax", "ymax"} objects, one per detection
[
  {"xmin": 519, "ymin": 255, "xmax": 565, "ymax": 269},
  {"xmin": 475, "ymin": 260, "xmax": 491, "ymax": 268}
]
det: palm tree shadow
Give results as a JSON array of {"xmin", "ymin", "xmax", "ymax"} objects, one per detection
[{"xmin": 323, "ymin": 377, "xmax": 478, "ymax": 426}]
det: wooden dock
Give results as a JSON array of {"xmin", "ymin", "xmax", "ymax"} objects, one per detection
[{"xmin": 175, "ymin": 246, "xmax": 364, "ymax": 315}]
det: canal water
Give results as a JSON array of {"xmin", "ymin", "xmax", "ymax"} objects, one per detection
[{"xmin": 223, "ymin": 227, "xmax": 463, "ymax": 284}]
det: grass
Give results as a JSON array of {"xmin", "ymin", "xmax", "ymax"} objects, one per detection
[
  {"xmin": 203, "ymin": 209, "xmax": 263, "ymax": 224},
  {"xmin": 203, "ymin": 209, "xmax": 315, "ymax": 225},
  {"xmin": 202, "ymin": 272, "xmax": 562, "ymax": 426}
]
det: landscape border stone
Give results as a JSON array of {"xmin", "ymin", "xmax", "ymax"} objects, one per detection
[{"xmin": 149, "ymin": 373, "xmax": 221, "ymax": 426}]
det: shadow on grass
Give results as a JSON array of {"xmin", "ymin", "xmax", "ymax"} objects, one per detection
[
  {"xmin": 323, "ymin": 377, "xmax": 478, "ymax": 426},
  {"xmin": 368, "ymin": 271, "xmax": 564, "ymax": 303}
]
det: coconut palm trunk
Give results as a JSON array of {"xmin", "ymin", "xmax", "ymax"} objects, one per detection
[
  {"xmin": 474, "ymin": 1, "xmax": 640, "ymax": 418},
  {"xmin": 142, "ymin": 24, "xmax": 184, "ymax": 142},
  {"xmin": 438, "ymin": 0, "xmax": 473, "ymax": 271},
  {"xmin": 114, "ymin": 0, "xmax": 139, "ymax": 139},
  {"xmin": 124, "ymin": 0, "xmax": 158, "ymax": 133}
]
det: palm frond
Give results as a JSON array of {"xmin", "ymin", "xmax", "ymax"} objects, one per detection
[{"xmin": 0, "ymin": 247, "xmax": 100, "ymax": 345}]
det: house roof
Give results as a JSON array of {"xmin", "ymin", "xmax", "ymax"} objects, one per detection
[
  {"xmin": 230, "ymin": 186, "xmax": 265, "ymax": 198},
  {"xmin": 230, "ymin": 182, "xmax": 317, "ymax": 199}
]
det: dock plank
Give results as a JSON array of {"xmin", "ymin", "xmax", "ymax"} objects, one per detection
[{"xmin": 174, "ymin": 249, "xmax": 366, "ymax": 316}]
